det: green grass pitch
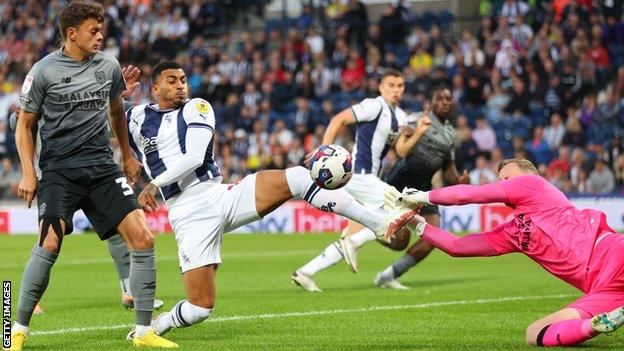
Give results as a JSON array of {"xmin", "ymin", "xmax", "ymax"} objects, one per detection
[{"xmin": 1, "ymin": 233, "xmax": 622, "ymax": 350}]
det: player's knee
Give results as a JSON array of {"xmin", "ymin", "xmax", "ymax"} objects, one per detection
[
  {"xmin": 39, "ymin": 218, "xmax": 64, "ymax": 253},
  {"xmin": 525, "ymin": 322, "xmax": 541, "ymax": 346},
  {"xmin": 187, "ymin": 294, "xmax": 215, "ymax": 309},
  {"xmin": 384, "ymin": 230, "xmax": 410, "ymax": 251},
  {"xmin": 126, "ymin": 227, "xmax": 154, "ymax": 249}
]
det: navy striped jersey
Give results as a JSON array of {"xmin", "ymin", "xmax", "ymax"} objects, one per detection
[
  {"xmin": 127, "ymin": 98, "xmax": 221, "ymax": 200},
  {"xmin": 350, "ymin": 96, "xmax": 406, "ymax": 176}
]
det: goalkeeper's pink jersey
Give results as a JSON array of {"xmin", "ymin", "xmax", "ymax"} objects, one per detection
[{"xmin": 429, "ymin": 175, "xmax": 614, "ymax": 292}]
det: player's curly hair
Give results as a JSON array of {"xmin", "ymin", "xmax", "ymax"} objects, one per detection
[
  {"xmin": 498, "ymin": 158, "xmax": 539, "ymax": 175},
  {"xmin": 58, "ymin": 1, "xmax": 105, "ymax": 41}
]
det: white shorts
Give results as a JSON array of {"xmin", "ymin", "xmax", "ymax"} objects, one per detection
[
  {"xmin": 166, "ymin": 174, "xmax": 260, "ymax": 273},
  {"xmin": 344, "ymin": 173, "xmax": 389, "ymax": 209}
]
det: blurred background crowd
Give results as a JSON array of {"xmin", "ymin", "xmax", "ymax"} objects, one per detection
[{"xmin": 0, "ymin": 0, "xmax": 623, "ymax": 200}]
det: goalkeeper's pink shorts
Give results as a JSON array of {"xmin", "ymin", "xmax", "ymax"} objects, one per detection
[{"xmin": 568, "ymin": 232, "xmax": 624, "ymax": 318}]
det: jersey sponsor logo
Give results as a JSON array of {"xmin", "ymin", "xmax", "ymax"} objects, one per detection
[
  {"xmin": 95, "ymin": 70, "xmax": 106, "ymax": 84},
  {"xmin": 195, "ymin": 101, "xmax": 209, "ymax": 114},
  {"xmin": 515, "ymin": 213, "xmax": 532, "ymax": 251},
  {"xmin": 141, "ymin": 136, "xmax": 164, "ymax": 154},
  {"xmin": 58, "ymin": 89, "xmax": 110, "ymax": 111},
  {"xmin": 21, "ymin": 75, "xmax": 34, "ymax": 94}
]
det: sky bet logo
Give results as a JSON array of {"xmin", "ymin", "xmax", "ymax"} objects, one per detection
[{"xmin": 2, "ymin": 281, "xmax": 10, "ymax": 349}]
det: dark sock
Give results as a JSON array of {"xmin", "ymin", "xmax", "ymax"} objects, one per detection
[
  {"xmin": 390, "ymin": 254, "xmax": 416, "ymax": 279},
  {"xmin": 16, "ymin": 247, "xmax": 58, "ymax": 326},
  {"xmin": 107, "ymin": 235, "xmax": 131, "ymax": 294},
  {"xmin": 129, "ymin": 248, "xmax": 156, "ymax": 326}
]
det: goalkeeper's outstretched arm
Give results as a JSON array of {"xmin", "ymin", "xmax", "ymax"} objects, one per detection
[{"xmin": 419, "ymin": 225, "xmax": 499, "ymax": 257}]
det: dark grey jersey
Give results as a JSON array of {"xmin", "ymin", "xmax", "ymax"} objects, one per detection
[
  {"xmin": 19, "ymin": 49, "xmax": 125, "ymax": 171},
  {"xmin": 385, "ymin": 112, "xmax": 457, "ymax": 190}
]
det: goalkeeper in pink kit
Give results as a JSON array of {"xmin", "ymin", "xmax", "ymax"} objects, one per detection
[{"xmin": 384, "ymin": 158, "xmax": 624, "ymax": 347}]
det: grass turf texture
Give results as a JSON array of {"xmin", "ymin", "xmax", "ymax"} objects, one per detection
[{"xmin": 1, "ymin": 233, "xmax": 622, "ymax": 350}]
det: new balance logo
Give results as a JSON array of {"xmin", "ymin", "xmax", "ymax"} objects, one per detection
[{"xmin": 61, "ymin": 77, "xmax": 71, "ymax": 83}]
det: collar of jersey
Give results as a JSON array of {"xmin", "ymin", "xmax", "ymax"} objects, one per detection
[
  {"xmin": 147, "ymin": 102, "xmax": 184, "ymax": 113},
  {"xmin": 57, "ymin": 47, "xmax": 95, "ymax": 63}
]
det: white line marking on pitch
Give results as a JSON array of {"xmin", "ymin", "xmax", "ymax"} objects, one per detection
[
  {"xmin": 0, "ymin": 250, "xmax": 320, "ymax": 269},
  {"xmin": 31, "ymin": 293, "xmax": 577, "ymax": 336}
]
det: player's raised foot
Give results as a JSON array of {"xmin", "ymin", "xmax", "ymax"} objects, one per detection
[
  {"xmin": 339, "ymin": 234, "xmax": 359, "ymax": 273},
  {"xmin": 374, "ymin": 207, "xmax": 422, "ymax": 244},
  {"xmin": 132, "ymin": 330, "xmax": 178, "ymax": 348},
  {"xmin": 374, "ymin": 272, "xmax": 410, "ymax": 290},
  {"xmin": 591, "ymin": 306, "xmax": 624, "ymax": 333},
  {"xmin": 291, "ymin": 270, "xmax": 322, "ymax": 292},
  {"xmin": 3, "ymin": 331, "xmax": 27, "ymax": 351},
  {"xmin": 122, "ymin": 293, "xmax": 164, "ymax": 310}
]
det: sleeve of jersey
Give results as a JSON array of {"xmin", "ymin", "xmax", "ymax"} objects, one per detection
[
  {"xmin": 19, "ymin": 62, "xmax": 46, "ymax": 114},
  {"xmin": 184, "ymin": 98, "xmax": 216, "ymax": 131},
  {"xmin": 350, "ymin": 98, "xmax": 382, "ymax": 123},
  {"xmin": 151, "ymin": 126, "xmax": 213, "ymax": 188},
  {"xmin": 479, "ymin": 221, "xmax": 518, "ymax": 255},
  {"xmin": 421, "ymin": 225, "xmax": 500, "ymax": 257},
  {"xmin": 429, "ymin": 182, "xmax": 511, "ymax": 205}
]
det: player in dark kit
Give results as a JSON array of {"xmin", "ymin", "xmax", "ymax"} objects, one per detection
[
  {"xmin": 374, "ymin": 84, "xmax": 470, "ymax": 288},
  {"xmin": 6, "ymin": 2, "xmax": 177, "ymax": 350}
]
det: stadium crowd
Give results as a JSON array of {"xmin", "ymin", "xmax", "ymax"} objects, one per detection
[{"xmin": 0, "ymin": 0, "xmax": 624, "ymax": 199}]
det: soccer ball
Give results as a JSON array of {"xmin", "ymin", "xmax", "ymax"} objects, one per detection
[{"xmin": 309, "ymin": 144, "xmax": 353, "ymax": 190}]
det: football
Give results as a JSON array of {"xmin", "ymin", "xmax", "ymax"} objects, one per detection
[{"xmin": 309, "ymin": 144, "xmax": 353, "ymax": 190}]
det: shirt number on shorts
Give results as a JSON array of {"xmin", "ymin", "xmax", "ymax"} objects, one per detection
[{"xmin": 115, "ymin": 177, "xmax": 134, "ymax": 196}]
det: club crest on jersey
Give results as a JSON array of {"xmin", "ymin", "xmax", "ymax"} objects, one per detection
[
  {"xmin": 196, "ymin": 101, "xmax": 209, "ymax": 114},
  {"xmin": 95, "ymin": 71, "xmax": 106, "ymax": 84}
]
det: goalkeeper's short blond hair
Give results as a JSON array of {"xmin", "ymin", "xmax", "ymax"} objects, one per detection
[{"xmin": 498, "ymin": 158, "xmax": 539, "ymax": 175}]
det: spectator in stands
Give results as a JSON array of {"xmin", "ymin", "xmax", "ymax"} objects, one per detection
[
  {"xmin": 596, "ymin": 90, "xmax": 620, "ymax": 124},
  {"xmin": 469, "ymin": 155, "xmax": 497, "ymax": 185},
  {"xmin": 543, "ymin": 113, "xmax": 566, "ymax": 150},
  {"xmin": 562, "ymin": 115, "xmax": 587, "ymax": 147},
  {"xmin": 548, "ymin": 145, "xmax": 572, "ymax": 178},
  {"xmin": 500, "ymin": 0, "xmax": 531, "ymax": 21},
  {"xmin": 472, "ymin": 116, "xmax": 496, "ymax": 153},
  {"xmin": 607, "ymin": 135, "xmax": 623, "ymax": 169},
  {"xmin": 587, "ymin": 158, "xmax": 616, "ymax": 193},
  {"xmin": 528, "ymin": 125, "xmax": 551, "ymax": 166}
]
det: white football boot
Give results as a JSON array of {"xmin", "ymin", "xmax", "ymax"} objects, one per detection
[
  {"xmin": 291, "ymin": 270, "xmax": 322, "ymax": 292},
  {"xmin": 374, "ymin": 272, "xmax": 410, "ymax": 290},
  {"xmin": 340, "ymin": 233, "xmax": 359, "ymax": 273},
  {"xmin": 591, "ymin": 306, "xmax": 624, "ymax": 333}
]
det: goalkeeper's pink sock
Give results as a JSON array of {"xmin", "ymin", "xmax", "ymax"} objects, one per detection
[{"xmin": 538, "ymin": 319, "xmax": 597, "ymax": 347}]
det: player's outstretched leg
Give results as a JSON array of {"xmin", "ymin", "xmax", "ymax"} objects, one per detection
[
  {"xmin": 149, "ymin": 265, "xmax": 216, "ymax": 337},
  {"xmin": 117, "ymin": 210, "xmax": 178, "ymax": 348},
  {"xmin": 253, "ymin": 166, "xmax": 417, "ymax": 291},
  {"xmin": 525, "ymin": 305, "xmax": 624, "ymax": 347},
  {"xmin": 107, "ymin": 235, "xmax": 164, "ymax": 310},
  {"xmin": 6, "ymin": 218, "xmax": 65, "ymax": 351}
]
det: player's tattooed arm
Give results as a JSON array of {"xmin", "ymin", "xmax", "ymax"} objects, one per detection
[
  {"xmin": 16, "ymin": 110, "xmax": 38, "ymax": 208},
  {"xmin": 109, "ymin": 95, "xmax": 143, "ymax": 184},
  {"xmin": 138, "ymin": 183, "xmax": 159, "ymax": 213}
]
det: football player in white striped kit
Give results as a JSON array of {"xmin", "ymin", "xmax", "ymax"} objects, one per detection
[
  {"xmin": 125, "ymin": 61, "xmax": 417, "ymax": 338},
  {"xmin": 292, "ymin": 70, "xmax": 413, "ymax": 291}
]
